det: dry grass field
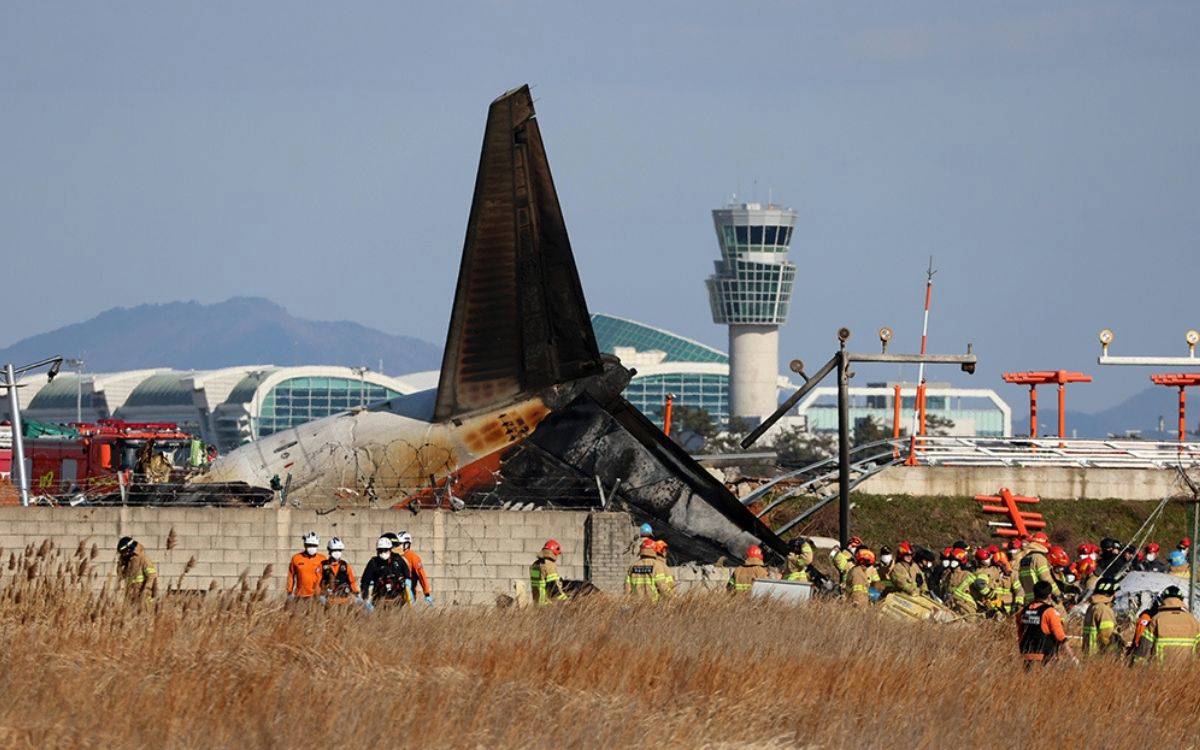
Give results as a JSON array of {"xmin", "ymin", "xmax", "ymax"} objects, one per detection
[{"xmin": 1, "ymin": 540, "xmax": 1198, "ymax": 749}]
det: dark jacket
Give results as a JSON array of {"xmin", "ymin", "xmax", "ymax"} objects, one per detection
[{"xmin": 360, "ymin": 553, "xmax": 412, "ymax": 603}]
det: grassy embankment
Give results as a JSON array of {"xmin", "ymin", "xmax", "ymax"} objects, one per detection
[
  {"xmin": 758, "ymin": 492, "xmax": 1191, "ymax": 552},
  {"xmin": 2, "ymin": 538, "xmax": 1199, "ymax": 748}
]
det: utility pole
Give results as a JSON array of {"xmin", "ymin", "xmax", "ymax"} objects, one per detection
[
  {"xmin": 743, "ymin": 327, "xmax": 977, "ymax": 546},
  {"xmin": 1, "ymin": 356, "xmax": 65, "ymax": 507}
]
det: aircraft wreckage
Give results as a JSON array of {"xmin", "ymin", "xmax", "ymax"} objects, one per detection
[{"xmin": 193, "ymin": 84, "xmax": 784, "ymax": 563}]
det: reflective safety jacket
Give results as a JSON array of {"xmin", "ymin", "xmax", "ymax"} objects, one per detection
[
  {"xmin": 1018, "ymin": 545, "xmax": 1058, "ymax": 603},
  {"xmin": 1017, "ymin": 600, "xmax": 1066, "ymax": 664},
  {"xmin": 625, "ymin": 551, "xmax": 673, "ymax": 601},
  {"xmin": 1082, "ymin": 596, "xmax": 1122, "ymax": 656},
  {"xmin": 287, "ymin": 551, "xmax": 326, "ymax": 598},
  {"xmin": 832, "ymin": 549, "xmax": 853, "ymax": 584},
  {"xmin": 784, "ymin": 543, "xmax": 814, "ymax": 582},
  {"xmin": 728, "ymin": 558, "xmax": 769, "ymax": 594},
  {"xmin": 402, "ymin": 549, "xmax": 432, "ymax": 597},
  {"xmin": 886, "ymin": 560, "xmax": 922, "ymax": 596},
  {"xmin": 1135, "ymin": 597, "xmax": 1200, "ymax": 665},
  {"xmin": 320, "ymin": 558, "xmax": 359, "ymax": 598},
  {"xmin": 117, "ymin": 543, "xmax": 159, "ymax": 601},
  {"xmin": 530, "ymin": 556, "xmax": 568, "ymax": 605},
  {"xmin": 945, "ymin": 568, "xmax": 978, "ymax": 614},
  {"xmin": 845, "ymin": 564, "xmax": 879, "ymax": 607}
]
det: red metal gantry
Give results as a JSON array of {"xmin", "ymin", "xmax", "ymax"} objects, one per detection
[
  {"xmin": 1149, "ymin": 373, "xmax": 1200, "ymax": 442},
  {"xmin": 1002, "ymin": 370, "xmax": 1092, "ymax": 440}
]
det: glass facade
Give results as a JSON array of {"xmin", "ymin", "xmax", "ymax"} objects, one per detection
[
  {"xmin": 624, "ymin": 372, "xmax": 730, "ymax": 427},
  {"xmin": 591, "ymin": 313, "xmax": 727, "ymax": 364},
  {"xmin": 257, "ymin": 377, "xmax": 404, "ymax": 437},
  {"xmin": 706, "ymin": 203, "xmax": 798, "ymax": 326}
]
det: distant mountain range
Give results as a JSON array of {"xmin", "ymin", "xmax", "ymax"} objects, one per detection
[
  {"xmin": 0, "ymin": 297, "xmax": 442, "ymax": 375},
  {"xmin": 1013, "ymin": 385, "xmax": 1195, "ymax": 439}
]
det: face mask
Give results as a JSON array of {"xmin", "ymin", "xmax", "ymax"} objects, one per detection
[
  {"xmin": 330, "ymin": 550, "xmax": 343, "ymax": 560},
  {"xmin": 942, "ymin": 560, "xmax": 950, "ymax": 568},
  {"xmin": 378, "ymin": 550, "xmax": 391, "ymax": 559},
  {"xmin": 880, "ymin": 554, "xmax": 893, "ymax": 565},
  {"xmin": 1066, "ymin": 574, "xmax": 1076, "ymax": 583},
  {"xmin": 304, "ymin": 546, "xmax": 318, "ymax": 556},
  {"xmin": 950, "ymin": 560, "xmax": 959, "ymax": 569},
  {"xmin": 1146, "ymin": 553, "xmax": 1157, "ymax": 562}
]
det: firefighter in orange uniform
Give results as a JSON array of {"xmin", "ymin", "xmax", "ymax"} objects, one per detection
[
  {"xmin": 319, "ymin": 537, "xmax": 359, "ymax": 603},
  {"xmin": 287, "ymin": 531, "xmax": 326, "ymax": 600},
  {"xmin": 397, "ymin": 531, "xmax": 433, "ymax": 606},
  {"xmin": 1017, "ymin": 580, "xmax": 1072, "ymax": 668}
]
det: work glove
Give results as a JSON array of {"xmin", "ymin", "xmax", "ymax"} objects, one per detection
[
  {"xmin": 425, "ymin": 595, "xmax": 434, "ymax": 607},
  {"xmin": 363, "ymin": 600, "xmax": 375, "ymax": 613}
]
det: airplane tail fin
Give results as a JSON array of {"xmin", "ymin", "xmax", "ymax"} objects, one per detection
[{"xmin": 434, "ymin": 85, "xmax": 602, "ymax": 421}]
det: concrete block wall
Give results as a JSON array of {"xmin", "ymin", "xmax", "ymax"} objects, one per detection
[{"xmin": 0, "ymin": 506, "xmax": 634, "ymax": 606}]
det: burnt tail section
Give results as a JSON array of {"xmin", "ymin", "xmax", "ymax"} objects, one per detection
[{"xmin": 435, "ymin": 85, "xmax": 602, "ymax": 421}]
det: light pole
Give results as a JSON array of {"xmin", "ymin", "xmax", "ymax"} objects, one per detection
[
  {"xmin": 1095, "ymin": 328, "xmax": 1200, "ymax": 611},
  {"xmin": 351, "ymin": 366, "xmax": 370, "ymax": 408},
  {"xmin": 65, "ymin": 358, "xmax": 84, "ymax": 424},
  {"xmin": 742, "ymin": 327, "xmax": 977, "ymax": 546},
  {"xmin": 1, "ymin": 356, "xmax": 65, "ymax": 507}
]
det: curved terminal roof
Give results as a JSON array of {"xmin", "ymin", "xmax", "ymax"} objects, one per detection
[{"xmin": 591, "ymin": 313, "xmax": 727, "ymax": 364}]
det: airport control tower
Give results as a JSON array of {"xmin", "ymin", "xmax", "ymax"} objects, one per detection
[{"xmin": 705, "ymin": 202, "xmax": 798, "ymax": 425}]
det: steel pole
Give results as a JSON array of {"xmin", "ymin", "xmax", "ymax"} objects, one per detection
[
  {"xmin": 837, "ymin": 349, "xmax": 851, "ymax": 547},
  {"xmin": 1191, "ymin": 499, "xmax": 1199, "ymax": 613},
  {"xmin": 5, "ymin": 364, "xmax": 29, "ymax": 507}
]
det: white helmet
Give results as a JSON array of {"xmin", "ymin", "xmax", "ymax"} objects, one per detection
[
  {"xmin": 302, "ymin": 531, "xmax": 320, "ymax": 547},
  {"xmin": 376, "ymin": 536, "xmax": 393, "ymax": 550},
  {"xmin": 327, "ymin": 537, "xmax": 345, "ymax": 552},
  {"xmin": 398, "ymin": 531, "xmax": 413, "ymax": 546}
]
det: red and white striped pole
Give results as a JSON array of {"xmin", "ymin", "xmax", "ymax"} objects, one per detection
[{"xmin": 906, "ymin": 257, "xmax": 935, "ymax": 466}]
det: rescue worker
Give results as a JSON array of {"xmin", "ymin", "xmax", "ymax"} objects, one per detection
[
  {"xmin": 116, "ymin": 536, "xmax": 158, "ymax": 602},
  {"xmin": 319, "ymin": 537, "xmax": 359, "ymax": 603},
  {"xmin": 1168, "ymin": 550, "xmax": 1189, "ymax": 577},
  {"xmin": 1047, "ymin": 545, "xmax": 1080, "ymax": 606},
  {"xmin": 625, "ymin": 538, "xmax": 673, "ymax": 601},
  {"xmin": 653, "ymin": 539, "xmax": 675, "ymax": 590},
  {"xmin": 1017, "ymin": 580, "xmax": 1071, "ymax": 668},
  {"xmin": 728, "ymin": 544, "xmax": 770, "ymax": 595},
  {"xmin": 783, "ymin": 537, "xmax": 814, "ymax": 582},
  {"xmin": 831, "ymin": 536, "xmax": 862, "ymax": 586},
  {"xmin": 1081, "ymin": 578, "xmax": 1124, "ymax": 657},
  {"xmin": 287, "ymin": 531, "xmax": 325, "ymax": 600},
  {"xmin": 886, "ymin": 541, "xmax": 923, "ymax": 596},
  {"xmin": 361, "ymin": 536, "xmax": 412, "ymax": 607},
  {"xmin": 530, "ymin": 539, "xmax": 568, "ymax": 605},
  {"xmin": 630, "ymin": 522, "xmax": 654, "ymax": 557},
  {"xmin": 1018, "ymin": 531, "xmax": 1059, "ymax": 604},
  {"xmin": 944, "ymin": 548, "xmax": 977, "ymax": 615},
  {"xmin": 875, "ymin": 546, "xmax": 895, "ymax": 592},
  {"xmin": 1178, "ymin": 537, "xmax": 1192, "ymax": 561},
  {"xmin": 1007, "ymin": 537, "xmax": 1025, "ymax": 569},
  {"xmin": 844, "ymin": 548, "xmax": 878, "ymax": 608},
  {"xmin": 1075, "ymin": 558, "xmax": 1099, "ymax": 597},
  {"xmin": 1097, "ymin": 537, "xmax": 1124, "ymax": 577},
  {"xmin": 969, "ymin": 577, "xmax": 1004, "ymax": 618},
  {"xmin": 993, "ymin": 549, "xmax": 1023, "ymax": 614},
  {"xmin": 395, "ymin": 531, "xmax": 433, "ymax": 606},
  {"xmin": 913, "ymin": 548, "xmax": 938, "ymax": 598},
  {"xmin": 1137, "ymin": 542, "xmax": 1168, "ymax": 573},
  {"xmin": 1134, "ymin": 585, "xmax": 1200, "ymax": 665},
  {"xmin": 972, "ymin": 547, "xmax": 1002, "ymax": 597}
]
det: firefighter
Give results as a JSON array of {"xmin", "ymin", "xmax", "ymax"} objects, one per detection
[
  {"xmin": 361, "ymin": 536, "xmax": 412, "ymax": 608},
  {"xmin": 844, "ymin": 548, "xmax": 878, "ymax": 608},
  {"xmin": 970, "ymin": 577, "xmax": 1004, "ymax": 618},
  {"xmin": 116, "ymin": 536, "xmax": 158, "ymax": 602},
  {"xmin": 287, "ymin": 531, "xmax": 326, "ymax": 600},
  {"xmin": 1137, "ymin": 543, "xmax": 1168, "ymax": 573},
  {"xmin": 625, "ymin": 538, "xmax": 673, "ymax": 601},
  {"xmin": 886, "ymin": 541, "xmax": 923, "ymax": 596},
  {"xmin": 728, "ymin": 544, "xmax": 770, "ymax": 594},
  {"xmin": 1134, "ymin": 585, "xmax": 1200, "ymax": 665},
  {"xmin": 972, "ymin": 547, "xmax": 1001, "ymax": 596},
  {"xmin": 530, "ymin": 539, "xmax": 568, "ymax": 605},
  {"xmin": 319, "ymin": 537, "xmax": 359, "ymax": 603},
  {"xmin": 831, "ymin": 536, "xmax": 862, "ymax": 588},
  {"xmin": 944, "ymin": 548, "xmax": 977, "ymax": 615},
  {"xmin": 1018, "ymin": 532, "xmax": 1059, "ymax": 604},
  {"xmin": 783, "ymin": 537, "xmax": 814, "ymax": 582},
  {"xmin": 1082, "ymin": 578, "xmax": 1123, "ymax": 657},
  {"xmin": 653, "ymin": 540, "xmax": 675, "ymax": 589},
  {"xmin": 395, "ymin": 531, "xmax": 433, "ymax": 606},
  {"xmin": 1017, "ymin": 580, "xmax": 1071, "ymax": 668},
  {"xmin": 1168, "ymin": 550, "xmax": 1189, "ymax": 577},
  {"xmin": 1075, "ymin": 558, "xmax": 1099, "ymax": 597},
  {"xmin": 1047, "ymin": 545, "xmax": 1080, "ymax": 606},
  {"xmin": 993, "ymin": 549, "xmax": 1023, "ymax": 614},
  {"xmin": 1006, "ymin": 538, "xmax": 1025, "ymax": 570},
  {"xmin": 1129, "ymin": 595, "xmax": 1162, "ymax": 660}
]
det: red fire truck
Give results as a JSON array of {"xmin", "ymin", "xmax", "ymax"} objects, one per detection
[{"xmin": 24, "ymin": 420, "xmax": 199, "ymax": 501}]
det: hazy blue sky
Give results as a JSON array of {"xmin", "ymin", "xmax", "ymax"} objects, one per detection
[{"xmin": 3, "ymin": 2, "xmax": 1197, "ymax": 411}]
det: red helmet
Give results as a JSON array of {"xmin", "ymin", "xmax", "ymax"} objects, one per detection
[
  {"xmin": 942, "ymin": 546, "xmax": 954, "ymax": 559},
  {"xmin": 992, "ymin": 549, "xmax": 1009, "ymax": 566},
  {"xmin": 1007, "ymin": 538, "xmax": 1023, "ymax": 551},
  {"xmin": 1076, "ymin": 558, "xmax": 1096, "ymax": 576},
  {"xmin": 653, "ymin": 539, "xmax": 668, "ymax": 555},
  {"xmin": 974, "ymin": 548, "xmax": 990, "ymax": 563},
  {"xmin": 951, "ymin": 548, "xmax": 969, "ymax": 564},
  {"xmin": 746, "ymin": 545, "xmax": 763, "ymax": 560},
  {"xmin": 1031, "ymin": 532, "xmax": 1050, "ymax": 545},
  {"xmin": 640, "ymin": 538, "xmax": 657, "ymax": 551},
  {"xmin": 1146, "ymin": 542, "xmax": 1161, "ymax": 554},
  {"xmin": 1076, "ymin": 543, "xmax": 1091, "ymax": 557},
  {"xmin": 543, "ymin": 539, "xmax": 562, "ymax": 556},
  {"xmin": 1047, "ymin": 546, "xmax": 1069, "ymax": 568},
  {"xmin": 856, "ymin": 548, "xmax": 876, "ymax": 565},
  {"xmin": 1180, "ymin": 538, "xmax": 1192, "ymax": 550},
  {"xmin": 987, "ymin": 544, "xmax": 999, "ymax": 555},
  {"xmin": 897, "ymin": 541, "xmax": 914, "ymax": 556},
  {"xmin": 848, "ymin": 536, "xmax": 863, "ymax": 548}
]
